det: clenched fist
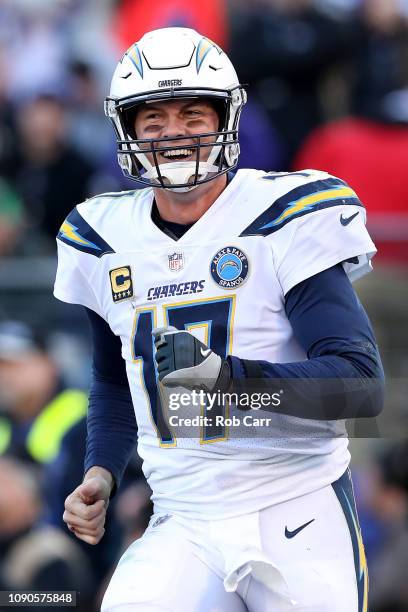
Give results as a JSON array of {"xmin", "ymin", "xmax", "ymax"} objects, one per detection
[{"xmin": 63, "ymin": 467, "xmax": 113, "ymax": 545}]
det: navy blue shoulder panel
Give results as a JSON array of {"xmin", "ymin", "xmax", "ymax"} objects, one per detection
[
  {"xmin": 240, "ymin": 177, "xmax": 364, "ymax": 237},
  {"xmin": 57, "ymin": 207, "xmax": 115, "ymax": 258}
]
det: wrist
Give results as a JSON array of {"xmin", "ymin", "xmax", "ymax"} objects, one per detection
[
  {"xmin": 214, "ymin": 358, "xmax": 232, "ymax": 393},
  {"xmin": 84, "ymin": 466, "xmax": 115, "ymax": 493}
]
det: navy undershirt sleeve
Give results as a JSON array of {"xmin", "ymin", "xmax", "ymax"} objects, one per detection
[
  {"xmin": 84, "ymin": 308, "xmax": 137, "ymax": 493},
  {"xmin": 229, "ymin": 264, "xmax": 385, "ymax": 419}
]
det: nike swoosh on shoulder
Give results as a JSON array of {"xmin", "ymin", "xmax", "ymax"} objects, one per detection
[
  {"xmin": 285, "ymin": 518, "xmax": 315, "ymax": 539},
  {"xmin": 340, "ymin": 212, "xmax": 359, "ymax": 226}
]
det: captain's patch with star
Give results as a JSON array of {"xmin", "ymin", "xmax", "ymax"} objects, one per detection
[{"xmin": 109, "ymin": 266, "xmax": 133, "ymax": 303}]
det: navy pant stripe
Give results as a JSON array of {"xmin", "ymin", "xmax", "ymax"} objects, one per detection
[{"xmin": 332, "ymin": 469, "xmax": 368, "ymax": 612}]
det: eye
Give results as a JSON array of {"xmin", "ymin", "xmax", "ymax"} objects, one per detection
[
  {"xmin": 145, "ymin": 112, "xmax": 161, "ymax": 121},
  {"xmin": 144, "ymin": 123, "xmax": 161, "ymax": 134},
  {"xmin": 185, "ymin": 108, "xmax": 202, "ymax": 117},
  {"xmin": 140, "ymin": 112, "xmax": 163, "ymax": 132}
]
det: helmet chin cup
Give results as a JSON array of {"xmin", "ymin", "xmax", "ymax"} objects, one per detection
[
  {"xmin": 106, "ymin": 27, "xmax": 246, "ymax": 190},
  {"xmin": 143, "ymin": 160, "xmax": 220, "ymax": 190}
]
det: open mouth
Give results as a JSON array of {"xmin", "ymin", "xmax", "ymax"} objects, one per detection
[{"xmin": 160, "ymin": 148, "xmax": 194, "ymax": 161}]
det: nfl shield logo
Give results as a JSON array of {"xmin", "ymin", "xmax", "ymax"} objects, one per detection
[{"xmin": 168, "ymin": 252, "xmax": 184, "ymax": 272}]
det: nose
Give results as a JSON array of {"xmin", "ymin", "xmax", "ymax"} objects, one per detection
[{"xmin": 161, "ymin": 114, "xmax": 187, "ymax": 139}]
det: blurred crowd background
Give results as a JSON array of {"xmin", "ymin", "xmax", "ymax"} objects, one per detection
[{"xmin": 0, "ymin": 1, "xmax": 407, "ymax": 610}]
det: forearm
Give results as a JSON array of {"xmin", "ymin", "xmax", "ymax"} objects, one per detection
[
  {"xmin": 228, "ymin": 350, "xmax": 384, "ymax": 420},
  {"xmin": 85, "ymin": 377, "xmax": 137, "ymax": 494},
  {"xmin": 84, "ymin": 307, "xmax": 138, "ymax": 494},
  {"xmin": 229, "ymin": 264, "xmax": 385, "ymax": 420}
]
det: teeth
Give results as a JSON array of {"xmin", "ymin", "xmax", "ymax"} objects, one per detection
[{"xmin": 162, "ymin": 148, "xmax": 193, "ymax": 158}]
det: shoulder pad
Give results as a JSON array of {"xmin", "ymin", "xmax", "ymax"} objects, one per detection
[
  {"xmin": 84, "ymin": 188, "xmax": 141, "ymax": 204},
  {"xmin": 240, "ymin": 174, "xmax": 363, "ymax": 237}
]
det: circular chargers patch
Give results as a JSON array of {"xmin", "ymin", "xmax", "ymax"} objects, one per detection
[{"xmin": 210, "ymin": 246, "xmax": 249, "ymax": 289}]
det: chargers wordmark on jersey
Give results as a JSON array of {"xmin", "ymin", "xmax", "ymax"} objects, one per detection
[
  {"xmin": 110, "ymin": 266, "xmax": 133, "ymax": 302},
  {"xmin": 147, "ymin": 280, "xmax": 205, "ymax": 301}
]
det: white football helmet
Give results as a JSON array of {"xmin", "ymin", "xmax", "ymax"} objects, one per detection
[{"xmin": 105, "ymin": 27, "xmax": 246, "ymax": 191}]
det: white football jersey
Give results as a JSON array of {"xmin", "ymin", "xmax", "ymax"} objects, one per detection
[{"xmin": 54, "ymin": 169, "xmax": 376, "ymax": 519}]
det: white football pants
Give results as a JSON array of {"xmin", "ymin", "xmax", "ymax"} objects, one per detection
[{"xmin": 102, "ymin": 470, "xmax": 367, "ymax": 611}]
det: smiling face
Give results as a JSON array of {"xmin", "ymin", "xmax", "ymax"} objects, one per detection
[{"xmin": 133, "ymin": 98, "xmax": 220, "ymax": 165}]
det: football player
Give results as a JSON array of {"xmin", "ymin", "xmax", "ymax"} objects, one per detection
[{"xmin": 55, "ymin": 28, "xmax": 384, "ymax": 611}]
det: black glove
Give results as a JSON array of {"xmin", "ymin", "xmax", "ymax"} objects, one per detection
[{"xmin": 153, "ymin": 326, "xmax": 231, "ymax": 393}]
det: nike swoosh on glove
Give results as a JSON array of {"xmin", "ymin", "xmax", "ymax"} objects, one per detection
[{"xmin": 153, "ymin": 326, "xmax": 231, "ymax": 393}]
